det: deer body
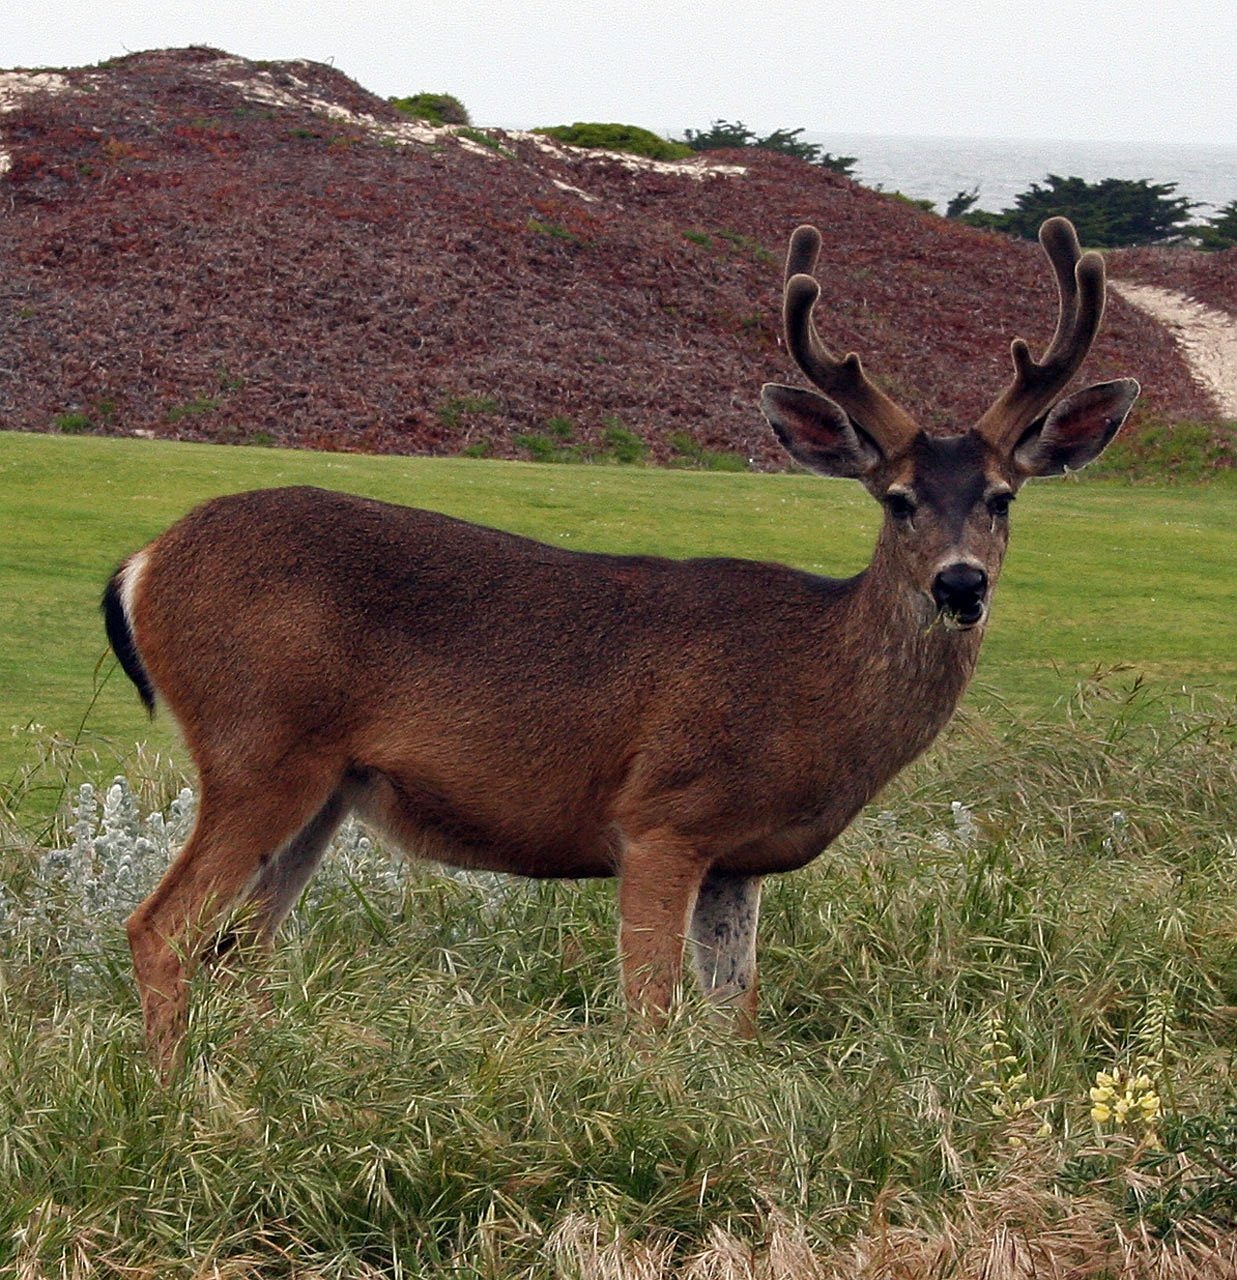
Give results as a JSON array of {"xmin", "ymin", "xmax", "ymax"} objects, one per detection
[
  {"xmin": 123, "ymin": 484, "xmax": 978, "ymax": 875},
  {"xmin": 106, "ymin": 219, "xmax": 1139, "ymax": 1072}
]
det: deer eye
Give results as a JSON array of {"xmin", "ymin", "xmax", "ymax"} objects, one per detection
[
  {"xmin": 986, "ymin": 491, "xmax": 1014, "ymax": 519},
  {"xmin": 884, "ymin": 492, "xmax": 917, "ymax": 522}
]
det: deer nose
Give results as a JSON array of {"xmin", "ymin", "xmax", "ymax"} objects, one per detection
[{"xmin": 932, "ymin": 563, "xmax": 988, "ymax": 623}]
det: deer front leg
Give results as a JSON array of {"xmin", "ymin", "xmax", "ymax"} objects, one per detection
[
  {"xmin": 617, "ymin": 829, "xmax": 709, "ymax": 1021},
  {"xmin": 689, "ymin": 871, "xmax": 762, "ymax": 1036}
]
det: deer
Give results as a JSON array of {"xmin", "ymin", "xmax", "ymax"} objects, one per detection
[{"xmin": 103, "ymin": 217, "xmax": 1139, "ymax": 1074}]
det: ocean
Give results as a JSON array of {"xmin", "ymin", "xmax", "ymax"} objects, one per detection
[{"xmin": 803, "ymin": 132, "xmax": 1237, "ymax": 219}]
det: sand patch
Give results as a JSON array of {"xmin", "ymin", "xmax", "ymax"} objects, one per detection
[
  {"xmin": 515, "ymin": 128, "xmax": 746, "ymax": 180},
  {"xmin": 0, "ymin": 71, "xmax": 72, "ymax": 174},
  {"xmin": 1111, "ymin": 281, "xmax": 1237, "ymax": 418}
]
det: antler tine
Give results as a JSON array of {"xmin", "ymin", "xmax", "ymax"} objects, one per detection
[
  {"xmin": 781, "ymin": 225, "xmax": 918, "ymax": 454},
  {"xmin": 977, "ymin": 216, "xmax": 1107, "ymax": 448},
  {"xmin": 785, "ymin": 223, "xmax": 822, "ymax": 282}
]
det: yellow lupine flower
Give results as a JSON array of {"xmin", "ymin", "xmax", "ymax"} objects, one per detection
[{"xmin": 1089, "ymin": 1064, "xmax": 1161, "ymax": 1131}]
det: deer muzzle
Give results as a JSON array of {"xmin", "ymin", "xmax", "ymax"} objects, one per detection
[{"xmin": 932, "ymin": 563, "xmax": 988, "ymax": 628}]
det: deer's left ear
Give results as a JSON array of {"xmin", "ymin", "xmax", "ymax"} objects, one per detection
[{"xmin": 1014, "ymin": 378, "xmax": 1140, "ymax": 477}]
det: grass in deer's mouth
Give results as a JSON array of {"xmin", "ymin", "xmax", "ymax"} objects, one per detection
[{"xmin": 941, "ymin": 607, "xmax": 985, "ymax": 630}]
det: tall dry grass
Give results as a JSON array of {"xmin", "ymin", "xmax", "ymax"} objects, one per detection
[{"xmin": 0, "ymin": 677, "xmax": 1233, "ymax": 1276}]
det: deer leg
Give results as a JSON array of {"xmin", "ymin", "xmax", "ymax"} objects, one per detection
[
  {"xmin": 201, "ymin": 780, "xmax": 356, "ymax": 990},
  {"xmin": 688, "ymin": 872, "xmax": 762, "ymax": 1036},
  {"xmin": 227, "ymin": 779, "xmax": 360, "ymax": 949},
  {"xmin": 126, "ymin": 764, "xmax": 341, "ymax": 1076},
  {"xmin": 617, "ymin": 829, "xmax": 708, "ymax": 1020}
]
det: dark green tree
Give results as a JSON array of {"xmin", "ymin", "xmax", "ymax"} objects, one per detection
[
  {"xmin": 945, "ymin": 187, "xmax": 980, "ymax": 219},
  {"xmin": 1194, "ymin": 200, "xmax": 1237, "ymax": 250},
  {"xmin": 961, "ymin": 174, "xmax": 1194, "ymax": 246},
  {"xmin": 682, "ymin": 120, "xmax": 856, "ymax": 175},
  {"xmin": 682, "ymin": 119, "xmax": 757, "ymax": 150}
]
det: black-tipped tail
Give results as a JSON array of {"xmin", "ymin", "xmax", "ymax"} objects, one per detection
[{"xmin": 102, "ymin": 567, "xmax": 156, "ymax": 715}]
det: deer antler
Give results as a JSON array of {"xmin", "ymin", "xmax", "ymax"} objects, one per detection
[
  {"xmin": 781, "ymin": 224, "xmax": 918, "ymax": 456},
  {"xmin": 976, "ymin": 217, "xmax": 1107, "ymax": 450}
]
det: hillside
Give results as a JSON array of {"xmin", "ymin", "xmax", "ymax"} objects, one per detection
[
  {"xmin": 1111, "ymin": 243, "xmax": 1237, "ymax": 315},
  {"xmin": 0, "ymin": 46, "xmax": 1223, "ymax": 466}
]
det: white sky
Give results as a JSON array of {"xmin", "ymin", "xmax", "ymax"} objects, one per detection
[{"xmin": 8, "ymin": 0, "xmax": 1236, "ymax": 147}]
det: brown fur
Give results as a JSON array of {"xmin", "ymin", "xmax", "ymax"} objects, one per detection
[{"xmin": 110, "ymin": 219, "xmax": 1139, "ymax": 1074}]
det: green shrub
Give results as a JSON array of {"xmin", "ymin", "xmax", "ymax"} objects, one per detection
[
  {"xmin": 667, "ymin": 430, "xmax": 749, "ymax": 471},
  {"xmin": 438, "ymin": 393, "xmax": 500, "ymax": 431},
  {"xmin": 514, "ymin": 431, "xmax": 579, "ymax": 463},
  {"xmin": 884, "ymin": 190, "xmax": 936, "ymax": 213},
  {"xmin": 52, "ymin": 411, "xmax": 93, "ymax": 434},
  {"xmin": 389, "ymin": 92, "xmax": 471, "ymax": 126},
  {"xmin": 716, "ymin": 229, "xmax": 775, "ymax": 265},
  {"xmin": 526, "ymin": 217, "xmax": 579, "ymax": 242},
  {"xmin": 601, "ymin": 418, "xmax": 646, "ymax": 465},
  {"xmin": 534, "ymin": 123, "xmax": 693, "ymax": 162},
  {"xmin": 166, "ymin": 397, "xmax": 220, "ymax": 422},
  {"xmin": 457, "ymin": 127, "xmax": 515, "ymax": 159},
  {"xmin": 1088, "ymin": 418, "xmax": 1234, "ymax": 482},
  {"xmin": 945, "ymin": 188, "xmax": 981, "ymax": 219},
  {"xmin": 512, "ymin": 418, "xmax": 647, "ymax": 465}
]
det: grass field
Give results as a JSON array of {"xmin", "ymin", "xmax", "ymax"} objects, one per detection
[
  {"xmin": 2, "ymin": 430, "xmax": 1234, "ymax": 814},
  {"xmin": 0, "ymin": 430, "xmax": 1234, "ymax": 1276}
]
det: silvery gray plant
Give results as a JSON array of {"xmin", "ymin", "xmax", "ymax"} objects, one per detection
[{"xmin": 3, "ymin": 778, "xmax": 415, "ymax": 973}]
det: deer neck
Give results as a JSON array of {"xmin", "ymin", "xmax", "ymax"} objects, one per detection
[{"xmin": 843, "ymin": 525, "xmax": 986, "ymax": 732}]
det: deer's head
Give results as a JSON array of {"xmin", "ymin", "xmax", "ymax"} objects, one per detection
[{"xmin": 761, "ymin": 219, "xmax": 1139, "ymax": 630}]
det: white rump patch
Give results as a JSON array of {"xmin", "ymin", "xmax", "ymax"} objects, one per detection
[{"xmin": 119, "ymin": 548, "xmax": 150, "ymax": 628}]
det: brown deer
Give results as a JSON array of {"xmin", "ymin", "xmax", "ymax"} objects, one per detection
[{"xmin": 104, "ymin": 217, "xmax": 1138, "ymax": 1073}]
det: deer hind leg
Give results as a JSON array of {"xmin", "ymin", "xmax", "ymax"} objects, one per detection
[
  {"xmin": 688, "ymin": 872, "xmax": 762, "ymax": 1036},
  {"xmin": 203, "ymin": 779, "xmax": 358, "ymax": 973},
  {"xmin": 617, "ymin": 828, "xmax": 709, "ymax": 1021},
  {"xmin": 126, "ymin": 761, "xmax": 342, "ymax": 1076}
]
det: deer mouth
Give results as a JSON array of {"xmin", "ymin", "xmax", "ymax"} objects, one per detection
[{"xmin": 939, "ymin": 601, "xmax": 987, "ymax": 631}]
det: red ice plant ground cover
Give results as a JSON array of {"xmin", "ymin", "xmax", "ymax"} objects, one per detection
[
  {"xmin": 0, "ymin": 47, "xmax": 1222, "ymax": 465},
  {"xmin": 1111, "ymin": 244, "xmax": 1237, "ymax": 316}
]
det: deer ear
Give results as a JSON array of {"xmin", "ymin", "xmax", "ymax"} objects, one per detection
[
  {"xmin": 761, "ymin": 383, "xmax": 882, "ymax": 478},
  {"xmin": 1014, "ymin": 378, "xmax": 1140, "ymax": 477}
]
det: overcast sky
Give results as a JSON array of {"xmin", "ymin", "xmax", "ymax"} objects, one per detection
[{"xmin": 9, "ymin": 0, "xmax": 1236, "ymax": 148}]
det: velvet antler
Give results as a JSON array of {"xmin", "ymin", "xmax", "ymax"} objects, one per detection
[
  {"xmin": 976, "ymin": 217, "xmax": 1107, "ymax": 450},
  {"xmin": 781, "ymin": 225, "xmax": 918, "ymax": 456}
]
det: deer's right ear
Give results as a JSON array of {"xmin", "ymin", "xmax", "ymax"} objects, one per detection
[{"xmin": 761, "ymin": 383, "xmax": 883, "ymax": 478}]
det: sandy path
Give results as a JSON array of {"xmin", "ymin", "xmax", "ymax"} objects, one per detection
[{"xmin": 1110, "ymin": 282, "xmax": 1237, "ymax": 419}]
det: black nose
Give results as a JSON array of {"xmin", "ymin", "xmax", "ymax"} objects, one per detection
[{"xmin": 932, "ymin": 563, "xmax": 988, "ymax": 621}]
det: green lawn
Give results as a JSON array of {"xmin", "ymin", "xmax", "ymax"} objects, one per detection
[{"xmin": 2, "ymin": 429, "xmax": 1233, "ymax": 799}]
